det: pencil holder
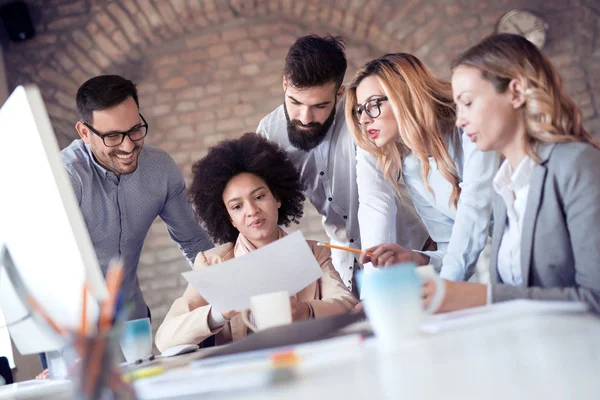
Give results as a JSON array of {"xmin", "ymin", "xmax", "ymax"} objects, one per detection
[{"xmin": 65, "ymin": 330, "xmax": 137, "ymax": 400}]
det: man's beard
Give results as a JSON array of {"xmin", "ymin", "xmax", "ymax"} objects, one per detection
[{"xmin": 284, "ymin": 101, "xmax": 336, "ymax": 152}]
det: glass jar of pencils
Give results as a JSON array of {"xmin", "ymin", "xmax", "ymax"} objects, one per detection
[{"xmin": 65, "ymin": 329, "xmax": 137, "ymax": 400}]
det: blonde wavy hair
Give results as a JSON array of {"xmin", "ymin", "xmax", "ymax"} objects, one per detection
[
  {"xmin": 452, "ymin": 33, "xmax": 600, "ymax": 158},
  {"xmin": 345, "ymin": 53, "xmax": 461, "ymax": 207}
]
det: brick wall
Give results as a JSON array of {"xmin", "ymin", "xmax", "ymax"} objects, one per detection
[{"xmin": 2, "ymin": 0, "xmax": 599, "ymax": 338}]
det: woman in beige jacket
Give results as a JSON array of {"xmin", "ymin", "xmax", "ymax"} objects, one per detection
[{"xmin": 155, "ymin": 133, "xmax": 358, "ymax": 352}]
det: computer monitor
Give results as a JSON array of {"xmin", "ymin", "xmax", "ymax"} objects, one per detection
[{"xmin": 0, "ymin": 85, "xmax": 107, "ymax": 355}]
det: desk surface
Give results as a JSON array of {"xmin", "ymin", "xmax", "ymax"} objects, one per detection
[{"xmin": 138, "ymin": 311, "xmax": 600, "ymax": 400}]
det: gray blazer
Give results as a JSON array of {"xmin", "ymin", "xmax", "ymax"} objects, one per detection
[{"xmin": 490, "ymin": 142, "xmax": 600, "ymax": 313}]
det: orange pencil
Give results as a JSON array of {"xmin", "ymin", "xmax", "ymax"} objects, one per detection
[
  {"xmin": 80, "ymin": 282, "xmax": 89, "ymax": 336},
  {"xmin": 99, "ymin": 261, "xmax": 124, "ymax": 329},
  {"xmin": 316, "ymin": 242, "xmax": 373, "ymax": 256},
  {"xmin": 27, "ymin": 296, "xmax": 67, "ymax": 336},
  {"xmin": 87, "ymin": 260, "xmax": 124, "ymax": 396}
]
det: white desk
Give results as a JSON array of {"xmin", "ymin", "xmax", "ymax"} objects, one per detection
[{"xmin": 138, "ymin": 311, "xmax": 600, "ymax": 400}]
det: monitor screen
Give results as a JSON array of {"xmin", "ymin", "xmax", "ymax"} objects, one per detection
[{"xmin": 0, "ymin": 85, "xmax": 106, "ymax": 355}]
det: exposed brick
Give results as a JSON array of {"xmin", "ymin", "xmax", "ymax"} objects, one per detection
[
  {"xmin": 174, "ymin": 102, "xmax": 196, "ymax": 112},
  {"xmin": 95, "ymin": 11, "xmax": 118, "ymax": 32},
  {"xmin": 55, "ymin": 91, "xmax": 75, "ymax": 109},
  {"xmin": 582, "ymin": 105, "xmax": 596, "ymax": 119},
  {"xmin": 155, "ymin": 1, "xmax": 184, "ymax": 35},
  {"xmin": 445, "ymin": 3, "xmax": 462, "ymax": 17},
  {"xmin": 213, "ymin": 69, "xmax": 234, "ymax": 80},
  {"xmin": 562, "ymin": 66, "xmax": 586, "ymax": 80},
  {"xmin": 186, "ymin": 33, "xmax": 221, "ymax": 49},
  {"xmin": 154, "ymin": 115, "xmax": 180, "ymax": 130},
  {"xmin": 175, "ymin": 86, "xmax": 206, "ymax": 100},
  {"xmin": 462, "ymin": 16, "xmax": 480, "ymax": 30},
  {"xmin": 56, "ymin": 53, "xmax": 76, "ymax": 72},
  {"xmin": 122, "ymin": 0, "xmax": 161, "ymax": 46},
  {"xmin": 138, "ymin": 82, "xmax": 159, "ymax": 93},
  {"xmin": 72, "ymin": 31, "xmax": 93, "ymax": 50},
  {"xmin": 87, "ymin": 49, "xmax": 112, "ymax": 69},
  {"xmin": 48, "ymin": 16, "xmax": 80, "ymax": 31},
  {"xmin": 137, "ymin": 0, "xmax": 164, "ymax": 29},
  {"xmin": 179, "ymin": 111, "xmax": 216, "ymax": 123},
  {"xmin": 233, "ymin": 103, "xmax": 255, "ymax": 117},
  {"xmin": 205, "ymin": 83, "xmax": 223, "ymax": 95},
  {"xmin": 240, "ymin": 64, "xmax": 261, "ymax": 76},
  {"xmin": 106, "ymin": 2, "xmax": 144, "ymax": 46},
  {"xmin": 551, "ymin": 53, "xmax": 577, "ymax": 69},
  {"xmin": 162, "ymin": 77, "xmax": 189, "ymax": 89},
  {"xmin": 443, "ymin": 33, "xmax": 469, "ymax": 49},
  {"xmin": 39, "ymin": 68, "xmax": 79, "ymax": 93},
  {"xmin": 152, "ymin": 104, "xmax": 172, "ymax": 117},
  {"xmin": 171, "ymin": 125, "xmax": 196, "ymax": 139},
  {"xmin": 182, "ymin": 63, "xmax": 212, "ymax": 76},
  {"xmin": 153, "ymin": 54, "xmax": 180, "ymax": 67},
  {"xmin": 218, "ymin": 55, "xmax": 243, "ymax": 68},
  {"xmin": 94, "ymin": 32, "xmax": 124, "ymax": 61},
  {"xmin": 168, "ymin": 0, "xmax": 195, "ymax": 33},
  {"xmin": 258, "ymin": 38, "xmax": 271, "ymax": 49},
  {"xmin": 222, "ymin": 27, "xmax": 249, "ymax": 42},
  {"xmin": 206, "ymin": 43, "xmax": 231, "ymax": 58},
  {"xmin": 216, "ymin": 118, "xmax": 244, "ymax": 132},
  {"xmin": 242, "ymin": 50, "xmax": 268, "ymax": 63},
  {"xmin": 58, "ymin": 2, "xmax": 88, "ymax": 15}
]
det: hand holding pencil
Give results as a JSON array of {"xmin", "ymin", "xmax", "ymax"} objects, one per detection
[
  {"xmin": 316, "ymin": 242, "xmax": 373, "ymax": 256},
  {"xmin": 358, "ymin": 243, "xmax": 430, "ymax": 267}
]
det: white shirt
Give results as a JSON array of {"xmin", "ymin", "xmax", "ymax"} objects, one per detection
[
  {"xmin": 494, "ymin": 157, "xmax": 535, "ymax": 286},
  {"xmin": 257, "ymin": 98, "xmax": 429, "ymax": 290},
  {"xmin": 358, "ymin": 130, "xmax": 499, "ymax": 281}
]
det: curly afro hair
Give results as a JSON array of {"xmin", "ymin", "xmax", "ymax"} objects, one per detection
[{"xmin": 189, "ymin": 132, "xmax": 306, "ymax": 244}]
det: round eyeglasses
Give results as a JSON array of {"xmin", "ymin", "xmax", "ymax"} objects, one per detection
[
  {"xmin": 83, "ymin": 114, "xmax": 149, "ymax": 147},
  {"xmin": 352, "ymin": 97, "xmax": 388, "ymax": 125}
]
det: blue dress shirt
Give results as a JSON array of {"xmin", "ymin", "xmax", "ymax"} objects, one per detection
[{"xmin": 60, "ymin": 140, "xmax": 213, "ymax": 319}]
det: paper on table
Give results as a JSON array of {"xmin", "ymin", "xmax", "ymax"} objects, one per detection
[
  {"xmin": 182, "ymin": 231, "xmax": 323, "ymax": 312},
  {"xmin": 421, "ymin": 299, "xmax": 589, "ymax": 334}
]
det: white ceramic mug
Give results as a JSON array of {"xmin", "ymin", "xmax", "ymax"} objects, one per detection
[
  {"xmin": 241, "ymin": 290, "xmax": 292, "ymax": 332},
  {"xmin": 415, "ymin": 264, "xmax": 446, "ymax": 313}
]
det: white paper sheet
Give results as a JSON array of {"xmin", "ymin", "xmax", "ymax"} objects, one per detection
[
  {"xmin": 182, "ymin": 231, "xmax": 323, "ymax": 312},
  {"xmin": 421, "ymin": 299, "xmax": 589, "ymax": 334}
]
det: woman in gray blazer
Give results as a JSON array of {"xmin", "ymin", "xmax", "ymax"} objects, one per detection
[{"xmin": 423, "ymin": 33, "xmax": 600, "ymax": 314}]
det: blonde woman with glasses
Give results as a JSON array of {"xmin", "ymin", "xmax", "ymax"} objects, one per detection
[
  {"xmin": 346, "ymin": 53, "xmax": 499, "ymax": 282},
  {"xmin": 427, "ymin": 33, "xmax": 600, "ymax": 313}
]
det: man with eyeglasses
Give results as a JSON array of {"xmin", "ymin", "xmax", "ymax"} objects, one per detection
[
  {"xmin": 60, "ymin": 75, "xmax": 213, "ymax": 322},
  {"xmin": 257, "ymin": 35, "xmax": 429, "ymax": 296}
]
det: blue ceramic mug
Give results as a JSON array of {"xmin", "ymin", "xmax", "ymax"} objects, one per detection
[
  {"xmin": 119, "ymin": 317, "xmax": 152, "ymax": 363},
  {"xmin": 357, "ymin": 263, "xmax": 445, "ymax": 348}
]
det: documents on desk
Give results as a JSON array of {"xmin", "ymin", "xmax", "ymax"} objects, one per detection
[
  {"xmin": 132, "ymin": 335, "xmax": 364, "ymax": 399},
  {"xmin": 421, "ymin": 299, "xmax": 589, "ymax": 333},
  {"xmin": 182, "ymin": 231, "xmax": 323, "ymax": 311}
]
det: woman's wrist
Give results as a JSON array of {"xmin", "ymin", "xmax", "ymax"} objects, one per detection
[{"xmin": 411, "ymin": 251, "xmax": 430, "ymax": 266}]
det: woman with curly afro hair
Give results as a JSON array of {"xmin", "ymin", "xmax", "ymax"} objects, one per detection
[{"xmin": 156, "ymin": 133, "xmax": 357, "ymax": 351}]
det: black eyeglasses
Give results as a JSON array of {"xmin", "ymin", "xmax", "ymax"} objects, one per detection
[
  {"xmin": 83, "ymin": 114, "xmax": 149, "ymax": 147},
  {"xmin": 352, "ymin": 97, "xmax": 388, "ymax": 125}
]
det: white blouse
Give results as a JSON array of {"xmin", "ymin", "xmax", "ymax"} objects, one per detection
[
  {"xmin": 357, "ymin": 129, "xmax": 499, "ymax": 281},
  {"xmin": 494, "ymin": 157, "xmax": 535, "ymax": 286}
]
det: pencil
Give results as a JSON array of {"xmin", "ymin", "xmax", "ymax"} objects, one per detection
[
  {"xmin": 80, "ymin": 282, "xmax": 88, "ymax": 336},
  {"xmin": 26, "ymin": 296, "xmax": 67, "ymax": 336},
  {"xmin": 87, "ymin": 260, "xmax": 124, "ymax": 396},
  {"xmin": 316, "ymin": 242, "xmax": 373, "ymax": 256}
]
